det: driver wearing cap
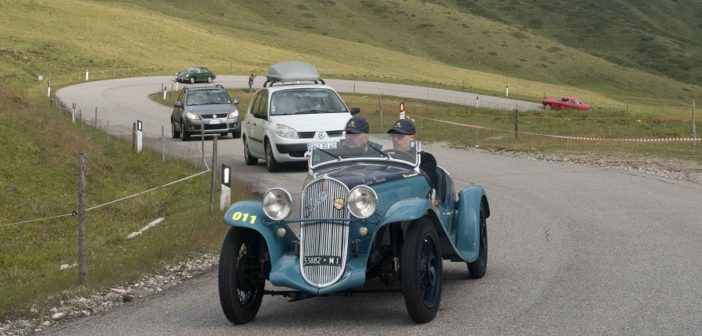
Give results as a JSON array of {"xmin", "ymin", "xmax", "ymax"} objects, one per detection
[{"xmin": 387, "ymin": 119, "xmax": 438, "ymax": 189}]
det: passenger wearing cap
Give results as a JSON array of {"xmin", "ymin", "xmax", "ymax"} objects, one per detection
[
  {"xmin": 343, "ymin": 116, "xmax": 370, "ymax": 149},
  {"xmin": 387, "ymin": 119, "xmax": 438, "ymax": 189}
]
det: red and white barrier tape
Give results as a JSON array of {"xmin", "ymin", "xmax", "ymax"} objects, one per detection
[{"xmin": 419, "ymin": 117, "xmax": 700, "ymax": 143}]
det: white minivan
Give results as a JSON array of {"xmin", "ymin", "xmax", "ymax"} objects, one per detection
[{"xmin": 242, "ymin": 62, "xmax": 360, "ymax": 172}]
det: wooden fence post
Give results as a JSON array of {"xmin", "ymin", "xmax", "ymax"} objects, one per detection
[
  {"xmin": 514, "ymin": 108, "xmax": 519, "ymax": 140},
  {"xmin": 78, "ymin": 153, "xmax": 87, "ymax": 284},
  {"xmin": 209, "ymin": 137, "xmax": 218, "ymax": 212},
  {"xmin": 693, "ymin": 99, "xmax": 697, "ymax": 146}
]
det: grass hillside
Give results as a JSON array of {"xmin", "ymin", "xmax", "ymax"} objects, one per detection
[
  {"xmin": 449, "ymin": 0, "xmax": 702, "ymax": 85},
  {"xmin": 1, "ymin": 0, "xmax": 700, "ymax": 113}
]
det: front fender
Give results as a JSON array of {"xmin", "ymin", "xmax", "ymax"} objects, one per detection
[
  {"xmin": 378, "ymin": 198, "xmax": 436, "ymax": 226},
  {"xmin": 223, "ymin": 200, "xmax": 296, "ymax": 265},
  {"xmin": 454, "ymin": 185, "xmax": 489, "ymax": 262}
]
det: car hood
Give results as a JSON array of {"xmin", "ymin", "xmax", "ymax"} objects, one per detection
[
  {"xmin": 315, "ymin": 162, "xmax": 416, "ymax": 189},
  {"xmin": 186, "ymin": 104, "xmax": 235, "ymax": 114},
  {"xmin": 269, "ymin": 113, "xmax": 351, "ymax": 132}
]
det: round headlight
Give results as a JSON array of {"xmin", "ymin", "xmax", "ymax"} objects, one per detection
[
  {"xmin": 262, "ymin": 188, "xmax": 292, "ymax": 221},
  {"xmin": 347, "ymin": 185, "xmax": 377, "ymax": 219}
]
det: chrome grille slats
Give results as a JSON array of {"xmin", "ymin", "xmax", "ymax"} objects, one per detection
[{"xmin": 300, "ymin": 178, "xmax": 350, "ymax": 287}]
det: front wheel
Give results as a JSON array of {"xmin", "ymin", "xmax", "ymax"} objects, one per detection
[
  {"xmin": 402, "ymin": 218, "xmax": 443, "ymax": 323},
  {"xmin": 467, "ymin": 207, "xmax": 488, "ymax": 279},
  {"xmin": 218, "ymin": 229, "xmax": 266, "ymax": 325},
  {"xmin": 243, "ymin": 138, "xmax": 258, "ymax": 165},
  {"xmin": 207, "ymin": 77, "xmax": 213, "ymax": 83},
  {"xmin": 232, "ymin": 128, "xmax": 242, "ymax": 139},
  {"xmin": 543, "ymin": 104, "xmax": 552, "ymax": 110},
  {"xmin": 265, "ymin": 141, "xmax": 281, "ymax": 172},
  {"xmin": 181, "ymin": 122, "xmax": 190, "ymax": 141},
  {"xmin": 189, "ymin": 77, "xmax": 196, "ymax": 84},
  {"xmin": 171, "ymin": 121, "xmax": 180, "ymax": 139}
]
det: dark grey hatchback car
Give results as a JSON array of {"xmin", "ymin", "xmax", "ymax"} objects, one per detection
[{"xmin": 171, "ymin": 87, "xmax": 241, "ymax": 141}]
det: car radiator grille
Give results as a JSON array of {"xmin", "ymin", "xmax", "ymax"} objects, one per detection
[{"xmin": 300, "ymin": 178, "xmax": 350, "ymax": 287}]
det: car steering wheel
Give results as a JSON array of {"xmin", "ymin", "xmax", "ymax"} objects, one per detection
[{"xmin": 382, "ymin": 149, "xmax": 415, "ymax": 161}]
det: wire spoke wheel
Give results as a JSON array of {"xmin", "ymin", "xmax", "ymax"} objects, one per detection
[
  {"xmin": 402, "ymin": 218, "xmax": 442, "ymax": 323},
  {"xmin": 218, "ymin": 229, "xmax": 266, "ymax": 324}
]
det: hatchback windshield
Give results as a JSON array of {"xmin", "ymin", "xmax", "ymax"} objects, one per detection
[
  {"xmin": 308, "ymin": 134, "xmax": 419, "ymax": 169},
  {"xmin": 187, "ymin": 89, "xmax": 232, "ymax": 105},
  {"xmin": 270, "ymin": 88, "xmax": 347, "ymax": 116}
]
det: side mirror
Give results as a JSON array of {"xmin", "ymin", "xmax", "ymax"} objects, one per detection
[
  {"xmin": 232, "ymin": 98, "xmax": 240, "ymax": 105},
  {"xmin": 349, "ymin": 107, "xmax": 361, "ymax": 115},
  {"xmin": 174, "ymin": 101, "xmax": 183, "ymax": 108}
]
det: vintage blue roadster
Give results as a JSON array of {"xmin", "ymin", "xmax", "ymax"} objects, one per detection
[{"xmin": 218, "ymin": 135, "xmax": 490, "ymax": 324}]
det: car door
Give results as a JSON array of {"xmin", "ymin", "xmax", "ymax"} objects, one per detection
[
  {"xmin": 172, "ymin": 90, "xmax": 186, "ymax": 128},
  {"xmin": 245, "ymin": 90, "xmax": 268, "ymax": 157}
]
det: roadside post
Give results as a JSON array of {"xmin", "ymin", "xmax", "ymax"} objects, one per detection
[
  {"xmin": 399, "ymin": 101, "xmax": 406, "ymax": 119},
  {"xmin": 85, "ymin": 68, "xmax": 89, "ymax": 81},
  {"xmin": 78, "ymin": 153, "xmax": 87, "ymax": 284},
  {"xmin": 163, "ymin": 85, "xmax": 167, "ymax": 100},
  {"xmin": 475, "ymin": 96, "xmax": 479, "ymax": 108},
  {"xmin": 514, "ymin": 108, "xmax": 519, "ymax": 140},
  {"xmin": 506, "ymin": 85, "xmax": 509, "ymax": 97},
  {"xmin": 209, "ymin": 136, "xmax": 219, "ymax": 213},
  {"xmin": 220, "ymin": 164, "xmax": 231, "ymax": 211},
  {"xmin": 72, "ymin": 102, "xmax": 76, "ymax": 123},
  {"xmin": 693, "ymin": 99, "xmax": 697, "ymax": 147},
  {"xmin": 133, "ymin": 120, "xmax": 143, "ymax": 153}
]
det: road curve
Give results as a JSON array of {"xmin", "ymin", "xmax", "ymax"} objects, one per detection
[{"xmin": 51, "ymin": 77, "xmax": 701, "ymax": 336}]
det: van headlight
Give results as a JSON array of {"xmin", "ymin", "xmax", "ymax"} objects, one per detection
[
  {"xmin": 262, "ymin": 188, "xmax": 292, "ymax": 221},
  {"xmin": 274, "ymin": 124, "xmax": 298, "ymax": 138},
  {"xmin": 185, "ymin": 111, "xmax": 199, "ymax": 120},
  {"xmin": 347, "ymin": 186, "xmax": 377, "ymax": 219},
  {"xmin": 228, "ymin": 110, "xmax": 239, "ymax": 118}
]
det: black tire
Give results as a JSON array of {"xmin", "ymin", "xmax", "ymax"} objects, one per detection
[
  {"xmin": 207, "ymin": 77, "xmax": 213, "ymax": 83},
  {"xmin": 265, "ymin": 140, "xmax": 281, "ymax": 172},
  {"xmin": 402, "ymin": 218, "xmax": 443, "ymax": 323},
  {"xmin": 467, "ymin": 207, "xmax": 488, "ymax": 279},
  {"xmin": 189, "ymin": 77, "xmax": 196, "ymax": 84},
  {"xmin": 544, "ymin": 104, "xmax": 551, "ymax": 110},
  {"xmin": 232, "ymin": 129, "xmax": 242, "ymax": 139},
  {"xmin": 171, "ymin": 121, "xmax": 180, "ymax": 139},
  {"xmin": 218, "ymin": 229, "xmax": 266, "ymax": 325},
  {"xmin": 243, "ymin": 138, "xmax": 258, "ymax": 165},
  {"xmin": 181, "ymin": 122, "xmax": 190, "ymax": 141}
]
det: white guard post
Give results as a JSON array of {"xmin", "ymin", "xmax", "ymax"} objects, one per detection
[
  {"xmin": 399, "ymin": 101, "xmax": 406, "ymax": 119},
  {"xmin": 134, "ymin": 120, "xmax": 143, "ymax": 153},
  {"xmin": 220, "ymin": 164, "xmax": 231, "ymax": 210}
]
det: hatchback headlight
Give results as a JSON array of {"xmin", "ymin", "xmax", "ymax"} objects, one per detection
[
  {"xmin": 185, "ymin": 111, "xmax": 199, "ymax": 120},
  {"xmin": 228, "ymin": 110, "xmax": 239, "ymax": 118},
  {"xmin": 347, "ymin": 185, "xmax": 377, "ymax": 219},
  {"xmin": 262, "ymin": 188, "xmax": 292, "ymax": 221},
  {"xmin": 274, "ymin": 124, "xmax": 298, "ymax": 138}
]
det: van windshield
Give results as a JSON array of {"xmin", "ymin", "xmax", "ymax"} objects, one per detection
[{"xmin": 270, "ymin": 88, "xmax": 348, "ymax": 116}]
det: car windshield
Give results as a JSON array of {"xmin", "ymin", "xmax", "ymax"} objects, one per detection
[
  {"xmin": 187, "ymin": 89, "xmax": 232, "ymax": 105},
  {"xmin": 270, "ymin": 88, "xmax": 348, "ymax": 116},
  {"xmin": 308, "ymin": 134, "xmax": 419, "ymax": 169}
]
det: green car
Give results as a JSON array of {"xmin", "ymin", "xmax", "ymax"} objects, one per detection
[{"xmin": 175, "ymin": 66, "xmax": 216, "ymax": 84}]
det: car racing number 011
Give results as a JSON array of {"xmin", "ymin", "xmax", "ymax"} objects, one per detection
[{"xmin": 231, "ymin": 211, "xmax": 257, "ymax": 225}]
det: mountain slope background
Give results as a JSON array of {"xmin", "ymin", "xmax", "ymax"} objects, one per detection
[{"xmin": 1, "ymin": 0, "xmax": 700, "ymax": 112}]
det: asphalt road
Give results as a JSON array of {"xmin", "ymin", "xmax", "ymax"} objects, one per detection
[{"xmin": 51, "ymin": 76, "xmax": 701, "ymax": 335}]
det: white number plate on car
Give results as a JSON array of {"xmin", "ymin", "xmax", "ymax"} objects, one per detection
[
  {"xmin": 209, "ymin": 119, "xmax": 222, "ymax": 125},
  {"xmin": 307, "ymin": 142, "xmax": 337, "ymax": 150}
]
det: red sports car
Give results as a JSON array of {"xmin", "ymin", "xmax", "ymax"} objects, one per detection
[{"xmin": 542, "ymin": 96, "xmax": 591, "ymax": 111}]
